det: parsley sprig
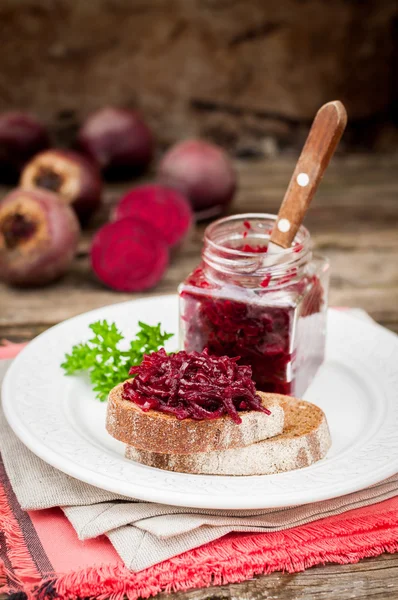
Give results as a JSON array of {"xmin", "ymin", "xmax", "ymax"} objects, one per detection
[{"xmin": 61, "ymin": 320, "xmax": 173, "ymax": 401}]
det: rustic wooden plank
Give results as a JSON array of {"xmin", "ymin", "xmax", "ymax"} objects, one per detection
[
  {"xmin": 0, "ymin": 0, "xmax": 396, "ymax": 155},
  {"xmin": 1, "ymin": 155, "xmax": 398, "ymax": 332},
  {"xmin": 1, "ymin": 255, "xmax": 397, "ymax": 330}
]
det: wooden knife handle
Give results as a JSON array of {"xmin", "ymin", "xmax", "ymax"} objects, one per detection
[{"xmin": 270, "ymin": 100, "xmax": 347, "ymax": 249}]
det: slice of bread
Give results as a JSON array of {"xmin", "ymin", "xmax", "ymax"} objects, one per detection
[
  {"xmin": 106, "ymin": 384, "xmax": 284, "ymax": 455},
  {"xmin": 125, "ymin": 397, "xmax": 331, "ymax": 475}
]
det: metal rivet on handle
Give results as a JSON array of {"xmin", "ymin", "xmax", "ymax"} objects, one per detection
[
  {"xmin": 277, "ymin": 218, "xmax": 291, "ymax": 233},
  {"xmin": 297, "ymin": 172, "xmax": 310, "ymax": 187}
]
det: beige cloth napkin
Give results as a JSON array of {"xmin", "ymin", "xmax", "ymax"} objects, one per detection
[{"xmin": 1, "ymin": 310, "xmax": 397, "ymax": 571}]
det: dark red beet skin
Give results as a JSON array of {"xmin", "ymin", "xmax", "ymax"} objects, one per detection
[
  {"xmin": 122, "ymin": 348, "xmax": 269, "ymax": 424},
  {"xmin": 0, "ymin": 188, "xmax": 80, "ymax": 286},
  {"xmin": 114, "ymin": 184, "xmax": 193, "ymax": 247},
  {"xmin": 77, "ymin": 107, "xmax": 154, "ymax": 179},
  {"xmin": 0, "ymin": 112, "xmax": 50, "ymax": 183},
  {"xmin": 20, "ymin": 149, "xmax": 102, "ymax": 224},
  {"xmin": 158, "ymin": 139, "xmax": 237, "ymax": 216},
  {"xmin": 91, "ymin": 217, "xmax": 169, "ymax": 292}
]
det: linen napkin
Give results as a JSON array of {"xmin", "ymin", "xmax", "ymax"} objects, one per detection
[{"xmin": 1, "ymin": 310, "xmax": 398, "ymax": 573}]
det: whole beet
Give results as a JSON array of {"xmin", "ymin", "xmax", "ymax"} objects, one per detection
[
  {"xmin": 158, "ymin": 139, "xmax": 237, "ymax": 218},
  {"xmin": 20, "ymin": 149, "xmax": 102, "ymax": 224},
  {"xmin": 77, "ymin": 107, "xmax": 154, "ymax": 179},
  {"xmin": 0, "ymin": 188, "xmax": 80, "ymax": 286},
  {"xmin": 0, "ymin": 112, "xmax": 49, "ymax": 183}
]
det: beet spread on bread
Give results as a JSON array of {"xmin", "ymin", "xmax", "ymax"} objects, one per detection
[
  {"xmin": 106, "ymin": 348, "xmax": 285, "ymax": 455},
  {"xmin": 106, "ymin": 347, "xmax": 330, "ymax": 474},
  {"xmin": 122, "ymin": 348, "xmax": 270, "ymax": 424}
]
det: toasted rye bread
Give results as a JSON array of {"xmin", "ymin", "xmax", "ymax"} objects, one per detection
[
  {"xmin": 106, "ymin": 385, "xmax": 284, "ymax": 455},
  {"xmin": 125, "ymin": 397, "xmax": 331, "ymax": 475}
]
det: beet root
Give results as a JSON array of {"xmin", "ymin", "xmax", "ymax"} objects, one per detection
[
  {"xmin": 77, "ymin": 107, "xmax": 154, "ymax": 179},
  {"xmin": 0, "ymin": 188, "xmax": 80, "ymax": 286},
  {"xmin": 114, "ymin": 184, "xmax": 192, "ymax": 248},
  {"xmin": 20, "ymin": 149, "xmax": 102, "ymax": 224},
  {"xmin": 158, "ymin": 139, "xmax": 236, "ymax": 218},
  {"xmin": 0, "ymin": 112, "xmax": 50, "ymax": 183},
  {"xmin": 91, "ymin": 218, "xmax": 169, "ymax": 292}
]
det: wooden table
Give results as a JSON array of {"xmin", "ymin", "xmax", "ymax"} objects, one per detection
[{"xmin": 1, "ymin": 154, "xmax": 397, "ymax": 599}]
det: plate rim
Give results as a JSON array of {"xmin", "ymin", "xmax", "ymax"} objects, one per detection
[{"xmin": 2, "ymin": 297, "xmax": 398, "ymax": 510}]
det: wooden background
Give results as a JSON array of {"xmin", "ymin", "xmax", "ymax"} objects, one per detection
[{"xmin": 0, "ymin": 0, "xmax": 397, "ymax": 154}]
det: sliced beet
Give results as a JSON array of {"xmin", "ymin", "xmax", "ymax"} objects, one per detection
[
  {"xmin": 90, "ymin": 217, "xmax": 169, "ymax": 292},
  {"xmin": 114, "ymin": 184, "xmax": 192, "ymax": 247}
]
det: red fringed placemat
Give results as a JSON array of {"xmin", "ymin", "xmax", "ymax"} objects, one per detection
[{"xmin": 1, "ymin": 459, "xmax": 398, "ymax": 600}]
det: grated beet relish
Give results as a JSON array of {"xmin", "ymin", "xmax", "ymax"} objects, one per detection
[
  {"xmin": 181, "ymin": 266, "xmax": 324, "ymax": 395},
  {"xmin": 239, "ymin": 244, "xmax": 268, "ymax": 253},
  {"xmin": 122, "ymin": 348, "xmax": 270, "ymax": 424}
]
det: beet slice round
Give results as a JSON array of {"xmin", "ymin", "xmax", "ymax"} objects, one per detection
[
  {"xmin": 114, "ymin": 184, "xmax": 192, "ymax": 247},
  {"xmin": 91, "ymin": 217, "xmax": 169, "ymax": 292}
]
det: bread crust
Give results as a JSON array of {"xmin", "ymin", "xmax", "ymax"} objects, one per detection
[
  {"xmin": 106, "ymin": 384, "xmax": 285, "ymax": 454},
  {"xmin": 124, "ymin": 397, "xmax": 331, "ymax": 475}
]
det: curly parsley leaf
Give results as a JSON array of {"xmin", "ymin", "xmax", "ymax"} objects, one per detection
[{"xmin": 61, "ymin": 320, "xmax": 174, "ymax": 401}]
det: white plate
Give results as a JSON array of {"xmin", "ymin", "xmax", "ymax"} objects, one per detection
[{"xmin": 2, "ymin": 296, "xmax": 398, "ymax": 510}]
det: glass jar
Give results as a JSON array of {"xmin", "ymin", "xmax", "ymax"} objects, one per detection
[{"xmin": 178, "ymin": 213, "xmax": 330, "ymax": 397}]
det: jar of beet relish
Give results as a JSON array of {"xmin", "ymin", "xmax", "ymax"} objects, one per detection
[{"xmin": 178, "ymin": 214, "xmax": 330, "ymax": 397}]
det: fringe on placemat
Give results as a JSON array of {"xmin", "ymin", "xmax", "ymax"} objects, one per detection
[
  {"xmin": 2, "ymin": 497, "xmax": 398, "ymax": 599},
  {"xmin": 4, "ymin": 536, "xmax": 398, "ymax": 600},
  {"xmin": 46, "ymin": 516, "xmax": 398, "ymax": 599},
  {"xmin": 0, "ymin": 483, "xmax": 42, "ymax": 597},
  {"xmin": 0, "ymin": 559, "xmax": 8, "ymax": 593},
  {"xmin": 0, "ymin": 559, "xmax": 29, "ymax": 597}
]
